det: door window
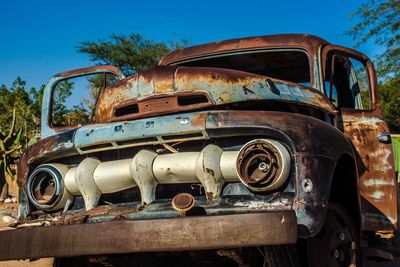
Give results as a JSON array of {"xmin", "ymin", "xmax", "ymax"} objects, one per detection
[
  {"xmin": 325, "ymin": 53, "xmax": 372, "ymax": 110},
  {"xmin": 51, "ymin": 73, "xmax": 117, "ymax": 127}
]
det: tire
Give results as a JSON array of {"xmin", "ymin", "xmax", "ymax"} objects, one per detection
[{"xmin": 303, "ymin": 202, "xmax": 362, "ymax": 267}]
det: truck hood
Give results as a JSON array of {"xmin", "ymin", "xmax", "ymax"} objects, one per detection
[{"xmin": 96, "ymin": 66, "xmax": 335, "ymax": 122}]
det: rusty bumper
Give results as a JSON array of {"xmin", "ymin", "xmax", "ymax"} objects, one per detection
[{"xmin": 0, "ymin": 211, "xmax": 296, "ymax": 261}]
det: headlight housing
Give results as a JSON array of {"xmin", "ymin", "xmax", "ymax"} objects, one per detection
[
  {"xmin": 236, "ymin": 139, "xmax": 291, "ymax": 192},
  {"xmin": 26, "ymin": 164, "xmax": 72, "ymax": 210}
]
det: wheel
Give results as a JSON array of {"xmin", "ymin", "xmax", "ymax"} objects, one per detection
[{"xmin": 304, "ymin": 203, "xmax": 362, "ymax": 267}]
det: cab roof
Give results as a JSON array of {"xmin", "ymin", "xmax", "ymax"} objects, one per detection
[{"xmin": 159, "ymin": 34, "xmax": 330, "ymax": 65}]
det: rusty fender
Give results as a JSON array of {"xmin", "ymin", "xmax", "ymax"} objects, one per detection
[
  {"xmin": 0, "ymin": 211, "xmax": 296, "ymax": 261},
  {"xmin": 17, "ymin": 129, "xmax": 78, "ymax": 189},
  {"xmin": 205, "ymin": 111, "xmax": 357, "ymax": 237}
]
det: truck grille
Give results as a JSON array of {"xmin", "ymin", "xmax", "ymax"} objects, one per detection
[{"xmin": 99, "ymin": 184, "xmax": 205, "ymax": 204}]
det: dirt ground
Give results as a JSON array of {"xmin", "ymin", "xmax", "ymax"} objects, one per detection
[
  {"xmin": 0, "ymin": 203, "xmax": 17, "ymax": 228},
  {"xmin": 0, "ymin": 259, "xmax": 54, "ymax": 267}
]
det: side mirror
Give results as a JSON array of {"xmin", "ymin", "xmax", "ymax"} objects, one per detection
[{"xmin": 41, "ymin": 66, "xmax": 125, "ymax": 138}]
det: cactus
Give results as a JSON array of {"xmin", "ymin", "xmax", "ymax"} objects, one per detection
[{"xmin": 0, "ymin": 109, "xmax": 23, "ymax": 199}]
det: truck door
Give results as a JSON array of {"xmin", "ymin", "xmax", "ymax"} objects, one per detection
[
  {"xmin": 322, "ymin": 45, "xmax": 398, "ymax": 231},
  {"xmin": 41, "ymin": 66, "xmax": 125, "ymax": 138}
]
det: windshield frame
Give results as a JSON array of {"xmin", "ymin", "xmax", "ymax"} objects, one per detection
[{"xmin": 171, "ymin": 48, "xmax": 315, "ymax": 90}]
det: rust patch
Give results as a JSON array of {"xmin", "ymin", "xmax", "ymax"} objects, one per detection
[
  {"xmin": 96, "ymin": 66, "xmax": 176, "ymax": 122},
  {"xmin": 159, "ymin": 34, "xmax": 328, "ymax": 66},
  {"xmin": 342, "ymin": 109, "xmax": 398, "ymax": 230},
  {"xmin": 171, "ymin": 193, "xmax": 195, "ymax": 214},
  {"xmin": 111, "ymin": 91, "xmax": 212, "ymax": 122},
  {"xmin": 0, "ymin": 211, "xmax": 297, "ymax": 261},
  {"xmin": 57, "ymin": 65, "xmax": 124, "ymax": 78},
  {"xmin": 17, "ymin": 130, "xmax": 78, "ymax": 188},
  {"xmin": 190, "ymin": 113, "xmax": 207, "ymax": 127},
  {"xmin": 138, "ymin": 65, "xmax": 176, "ymax": 93},
  {"xmin": 96, "ymin": 65, "xmax": 335, "ymax": 123},
  {"xmin": 174, "ymin": 66, "xmax": 335, "ymax": 113}
]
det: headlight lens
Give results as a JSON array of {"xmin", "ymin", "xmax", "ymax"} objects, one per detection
[
  {"xmin": 236, "ymin": 139, "xmax": 291, "ymax": 192},
  {"xmin": 26, "ymin": 165, "xmax": 66, "ymax": 210}
]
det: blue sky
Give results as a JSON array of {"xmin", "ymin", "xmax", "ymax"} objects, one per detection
[{"xmin": 0, "ymin": 0, "xmax": 378, "ymax": 90}]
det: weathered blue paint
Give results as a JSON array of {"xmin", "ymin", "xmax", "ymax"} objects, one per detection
[{"xmin": 74, "ymin": 111, "xmax": 208, "ymax": 153}]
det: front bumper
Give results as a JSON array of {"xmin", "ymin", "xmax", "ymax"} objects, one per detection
[{"xmin": 0, "ymin": 211, "xmax": 296, "ymax": 261}]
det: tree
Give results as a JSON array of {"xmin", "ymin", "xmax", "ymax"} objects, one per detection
[
  {"xmin": 29, "ymin": 84, "xmax": 45, "ymax": 125},
  {"xmin": 346, "ymin": 0, "xmax": 399, "ymax": 77},
  {"xmin": 0, "ymin": 78, "xmax": 42, "ymax": 140},
  {"xmin": 52, "ymin": 79, "xmax": 74, "ymax": 126},
  {"xmin": 77, "ymin": 33, "xmax": 188, "ymax": 76},
  {"xmin": 82, "ymin": 74, "xmax": 118, "ymax": 121},
  {"xmin": 347, "ymin": 0, "xmax": 400, "ymax": 132},
  {"xmin": 379, "ymin": 76, "xmax": 400, "ymax": 131}
]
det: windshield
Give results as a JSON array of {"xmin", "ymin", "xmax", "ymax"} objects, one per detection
[{"xmin": 176, "ymin": 50, "xmax": 311, "ymax": 86}]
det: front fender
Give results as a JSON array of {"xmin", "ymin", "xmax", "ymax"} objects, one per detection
[{"xmin": 206, "ymin": 111, "xmax": 356, "ymax": 237}]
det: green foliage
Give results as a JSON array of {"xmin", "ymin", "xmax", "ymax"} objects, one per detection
[
  {"xmin": 346, "ymin": 0, "xmax": 399, "ymax": 77},
  {"xmin": 77, "ymin": 33, "xmax": 188, "ymax": 75},
  {"xmin": 51, "ymin": 74, "xmax": 109, "ymax": 127},
  {"xmin": 29, "ymin": 84, "xmax": 45, "ymax": 122},
  {"xmin": 52, "ymin": 79, "xmax": 74, "ymax": 126},
  {"xmin": 0, "ymin": 77, "xmax": 42, "ymax": 141},
  {"xmin": 379, "ymin": 76, "xmax": 400, "ymax": 132},
  {"xmin": 393, "ymin": 135, "xmax": 400, "ymax": 171},
  {"xmin": 393, "ymin": 135, "xmax": 400, "ymax": 182},
  {"xmin": 353, "ymin": 65, "xmax": 372, "ymax": 110},
  {"xmin": 347, "ymin": 0, "xmax": 400, "ymax": 133}
]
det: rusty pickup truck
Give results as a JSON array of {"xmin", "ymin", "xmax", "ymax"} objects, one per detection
[{"xmin": 0, "ymin": 34, "xmax": 398, "ymax": 267}]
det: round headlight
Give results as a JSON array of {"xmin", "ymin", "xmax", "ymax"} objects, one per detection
[
  {"xmin": 236, "ymin": 139, "xmax": 291, "ymax": 192},
  {"xmin": 26, "ymin": 165, "xmax": 69, "ymax": 210}
]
